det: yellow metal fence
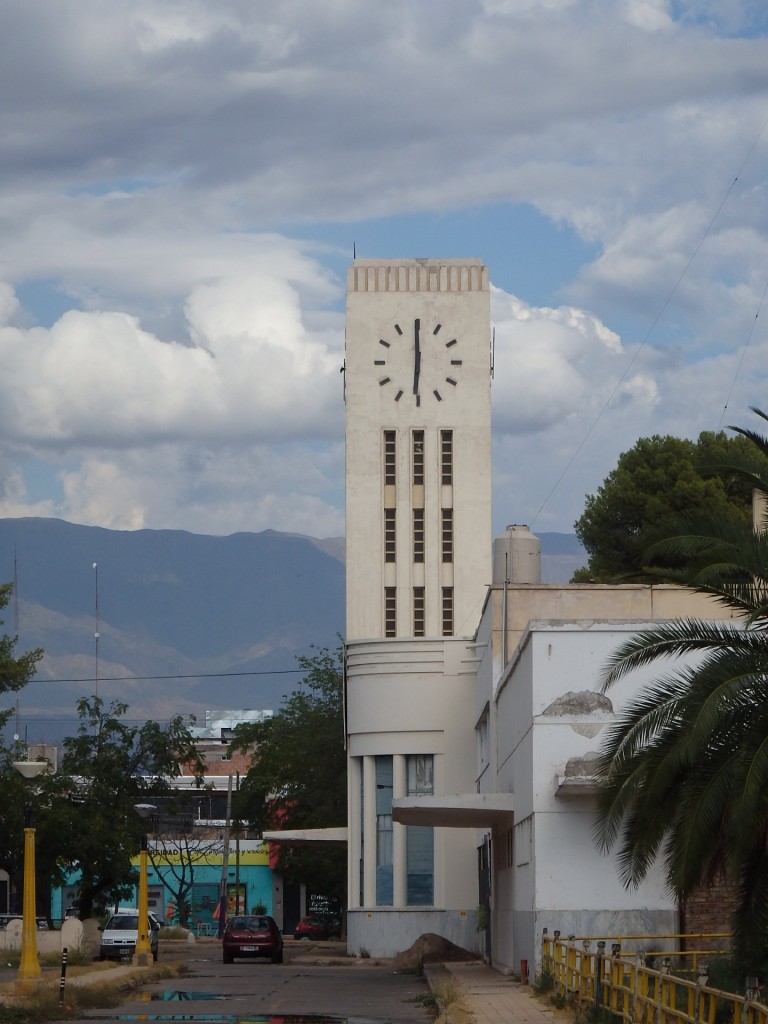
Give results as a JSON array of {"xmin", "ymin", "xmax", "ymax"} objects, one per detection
[{"xmin": 542, "ymin": 931, "xmax": 768, "ymax": 1024}]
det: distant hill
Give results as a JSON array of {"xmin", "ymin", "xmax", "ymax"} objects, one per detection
[{"xmin": 0, "ymin": 518, "xmax": 584, "ymax": 744}]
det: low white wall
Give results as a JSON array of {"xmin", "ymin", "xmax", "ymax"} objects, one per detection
[
  {"xmin": 0, "ymin": 917, "xmax": 88, "ymax": 955},
  {"xmin": 346, "ymin": 907, "xmax": 483, "ymax": 958}
]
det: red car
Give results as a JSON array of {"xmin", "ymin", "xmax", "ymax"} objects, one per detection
[
  {"xmin": 294, "ymin": 915, "xmax": 340, "ymax": 940},
  {"xmin": 222, "ymin": 915, "xmax": 283, "ymax": 964}
]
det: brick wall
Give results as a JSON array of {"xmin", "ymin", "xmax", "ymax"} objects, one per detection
[{"xmin": 681, "ymin": 878, "xmax": 737, "ymax": 952}]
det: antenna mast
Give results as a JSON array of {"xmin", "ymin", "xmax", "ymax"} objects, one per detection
[{"xmin": 93, "ymin": 562, "xmax": 100, "ymax": 699}]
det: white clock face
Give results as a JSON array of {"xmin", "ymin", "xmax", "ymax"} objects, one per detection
[{"xmin": 374, "ymin": 318, "xmax": 462, "ymax": 405}]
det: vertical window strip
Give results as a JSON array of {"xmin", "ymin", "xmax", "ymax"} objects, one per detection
[
  {"xmin": 384, "ymin": 430, "xmax": 396, "ymax": 486},
  {"xmin": 359, "ymin": 765, "xmax": 365, "ymax": 906},
  {"xmin": 413, "ymin": 587, "xmax": 425, "ymax": 637},
  {"xmin": 406, "ymin": 755, "xmax": 434, "ymax": 905},
  {"xmin": 440, "ymin": 429, "xmax": 453, "ymax": 485},
  {"xmin": 442, "ymin": 589, "xmax": 454, "ymax": 634},
  {"xmin": 413, "ymin": 508, "xmax": 425, "ymax": 563},
  {"xmin": 412, "ymin": 430, "xmax": 424, "ymax": 485},
  {"xmin": 375, "ymin": 756, "xmax": 394, "ymax": 906},
  {"xmin": 384, "ymin": 508, "xmax": 396, "ymax": 563},
  {"xmin": 385, "ymin": 587, "xmax": 396, "ymax": 637},
  {"xmin": 441, "ymin": 508, "xmax": 453, "ymax": 563}
]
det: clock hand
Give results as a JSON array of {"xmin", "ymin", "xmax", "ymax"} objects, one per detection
[{"xmin": 413, "ymin": 318, "xmax": 421, "ymax": 395}]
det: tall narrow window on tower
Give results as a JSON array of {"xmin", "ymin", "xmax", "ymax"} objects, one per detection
[
  {"xmin": 384, "ymin": 430, "xmax": 396, "ymax": 486},
  {"xmin": 385, "ymin": 587, "xmax": 397, "ymax": 637},
  {"xmin": 441, "ymin": 508, "xmax": 453, "ymax": 563},
  {"xmin": 413, "ymin": 508, "xmax": 425, "ymax": 563},
  {"xmin": 412, "ymin": 430, "xmax": 424, "ymax": 485},
  {"xmin": 440, "ymin": 430, "xmax": 453, "ymax": 485},
  {"xmin": 384, "ymin": 508, "xmax": 396, "ymax": 563},
  {"xmin": 442, "ymin": 587, "xmax": 454, "ymax": 637},
  {"xmin": 413, "ymin": 587, "xmax": 425, "ymax": 636}
]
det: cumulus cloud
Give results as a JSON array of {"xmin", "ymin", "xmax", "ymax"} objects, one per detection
[
  {"xmin": 56, "ymin": 442, "xmax": 345, "ymax": 536},
  {"xmin": 0, "ymin": 0, "xmax": 767, "ymax": 536},
  {"xmin": 491, "ymin": 288, "xmax": 626, "ymax": 433},
  {"xmin": 0, "ymin": 272, "xmax": 343, "ymax": 449}
]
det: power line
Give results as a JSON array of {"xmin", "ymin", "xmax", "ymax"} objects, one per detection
[
  {"xmin": 718, "ymin": 273, "xmax": 768, "ymax": 429},
  {"xmin": 33, "ymin": 668, "xmax": 305, "ymax": 684}
]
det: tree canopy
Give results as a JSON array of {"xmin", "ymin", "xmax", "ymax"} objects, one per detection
[
  {"xmin": 594, "ymin": 408, "xmax": 768, "ymax": 973},
  {"xmin": 0, "ymin": 582, "xmax": 44, "ymax": 895},
  {"xmin": 232, "ymin": 644, "xmax": 346, "ymax": 911},
  {"xmin": 0, "ymin": 582, "xmax": 42, "ymax": 731},
  {"xmin": 49, "ymin": 697, "xmax": 205, "ymax": 919},
  {"xmin": 573, "ymin": 431, "xmax": 762, "ymax": 581}
]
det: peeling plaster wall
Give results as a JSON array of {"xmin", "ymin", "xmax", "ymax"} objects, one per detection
[{"xmin": 493, "ymin": 620, "xmax": 712, "ymax": 974}]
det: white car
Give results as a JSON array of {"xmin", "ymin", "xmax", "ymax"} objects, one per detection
[{"xmin": 99, "ymin": 908, "xmax": 160, "ymax": 961}]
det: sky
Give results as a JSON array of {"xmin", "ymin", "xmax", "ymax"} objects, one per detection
[{"xmin": 2, "ymin": 0, "xmax": 768, "ymax": 543}]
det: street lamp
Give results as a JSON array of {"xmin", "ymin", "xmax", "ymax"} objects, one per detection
[
  {"xmin": 133, "ymin": 803, "xmax": 156, "ymax": 966},
  {"xmin": 13, "ymin": 760, "xmax": 48, "ymax": 981}
]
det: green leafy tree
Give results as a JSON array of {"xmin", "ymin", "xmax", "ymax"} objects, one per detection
[
  {"xmin": 232, "ymin": 645, "xmax": 346, "ymax": 916},
  {"xmin": 0, "ymin": 581, "xmax": 43, "ymax": 731},
  {"xmin": 0, "ymin": 750, "xmax": 64, "ymax": 919},
  {"xmin": 52, "ymin": 697, "xmax": 206, "ymax": 919},
  {"xmin": 594, "ymin": 409, "xmax": 768, "ymax": 974},
  {"xmin": 573, "ymin": 432, "xmax": 760, "ymax": 581},
  {"xmin": 0, "ymin": 583, "xmax": 44, "ymax": 909}
]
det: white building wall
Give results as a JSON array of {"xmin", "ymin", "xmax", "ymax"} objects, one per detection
[
  {"xmin": 345, "ymin": 637, "xmax": 483, "ymax": 955},
  {"xmin": 474, "ymin": 584, "xmax": 730, "ymax": 974},
  {"xmin": 345, "ymin": 259, "xmax": 491, "ymax": 643},
  {"xmin": 491, "ymin": 620, "xmax": 708, "ymax": 974},
  {"xmin": 344, "ymin": 259, "xmax": 492, "ymax": 957}
]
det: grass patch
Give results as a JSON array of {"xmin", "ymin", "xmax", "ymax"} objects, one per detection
[
  {"xmin": 533, "ymin": 968, "xmax": 555, "ymax": 994},
  {"xmin": 0, "ymin": 959, "xmax": 187, "ymax": 1022},
  {"xmin": 0, "ymin": 982, "xmax": 124, "ymax": 1023},
  {"xmin": 430, "ymin": 975, "xmax": 473, "ymax": 1024}
]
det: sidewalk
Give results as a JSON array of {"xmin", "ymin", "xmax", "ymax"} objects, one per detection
[{"xmin": 427, "ymin": 962, "xmax": 568, "ymax": 1024}]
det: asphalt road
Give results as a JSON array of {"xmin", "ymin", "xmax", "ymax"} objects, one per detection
[{"xmin": 76, "ymin": 938, "xmax": 433, "ymax": 1023}]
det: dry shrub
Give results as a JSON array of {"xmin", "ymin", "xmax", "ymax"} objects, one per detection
[{"xmin": 430, "ymin": 974, "xmax": 475, "ymax": 1024}]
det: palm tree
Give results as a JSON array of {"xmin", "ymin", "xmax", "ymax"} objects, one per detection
[{"xmin": 594, "ymin": 408, "xmax": 768, "ymax": 973}]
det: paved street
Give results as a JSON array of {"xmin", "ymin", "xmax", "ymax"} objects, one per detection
[{"xmin": 74, "ymin": 938, "xmax": 433, "ymax": 1023}]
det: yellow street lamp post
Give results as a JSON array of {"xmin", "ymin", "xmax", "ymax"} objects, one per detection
[
  {"xmin": 133, "ymin": 803, "xmax": 156, "ymax": 966},
  {"xmin": 13, "ymin": 760, "xmax": 48, "ymax": 981}
]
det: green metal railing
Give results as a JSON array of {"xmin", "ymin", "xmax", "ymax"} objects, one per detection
[{"xmin": 542, "ymin": 930, "xmax": 767, "ymax": 1024}]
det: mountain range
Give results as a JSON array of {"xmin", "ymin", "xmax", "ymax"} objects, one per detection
[{"xmin": 0, "ymin": 518, "xmax": 585, "ymax": 746}]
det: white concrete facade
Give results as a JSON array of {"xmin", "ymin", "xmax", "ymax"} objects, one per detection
[
  {"xmin": 344, "ymin": 259, "xmax": 492, "ymax": 956},
  {"xmin": 474, "ymin": 581, "xmax": 735, "ymax": 976},
  {"xmin": 342, "ymin": 255, "xmax": 736, "ymax": 971}
]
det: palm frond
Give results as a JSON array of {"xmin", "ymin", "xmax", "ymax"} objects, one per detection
[{"xmin": 601, "ymin": 620, "xmax": 756, "ymax": 689}]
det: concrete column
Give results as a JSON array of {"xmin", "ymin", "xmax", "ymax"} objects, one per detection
[
  {"xmin": 754, "ymin": 488, "xmax": 768, "ymax": 533},
  {"xmin": 363, "ymin": 756, "xmax": 377, "ymax": 907},
  {"xmin": 347, "ymin": 757, "xmax": 362, "ymax": 909},
  {"xmin": 393, "ymin": 754, "xmax": 407, "ymax": 906}
]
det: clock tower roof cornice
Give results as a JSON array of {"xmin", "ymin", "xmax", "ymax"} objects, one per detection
[{"xmin": 348, "ymin": 258, "xmax": 488, "ymax": 295}]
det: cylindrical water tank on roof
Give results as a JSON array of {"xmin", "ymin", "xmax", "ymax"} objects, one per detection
[{"xmin": 493, "ymin": 524, "xmax": 541, "ymax": 585}]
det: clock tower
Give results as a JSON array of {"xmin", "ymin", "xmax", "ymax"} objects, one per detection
[{"xmin": 344, "ymin": 258, "xmax": 492, "ymax": 955}]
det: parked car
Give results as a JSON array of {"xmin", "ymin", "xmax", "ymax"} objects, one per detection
[
  {"xmin": 99, "ymin": 908, "xmax": 160, "ymax": 962},
  {"xmin": 294, "ymin": 915, "xmax": 340, "ymax": 940},
  {"xmin": 222, "ymin": 915, "xmax": 283, "ymax": 964}
]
